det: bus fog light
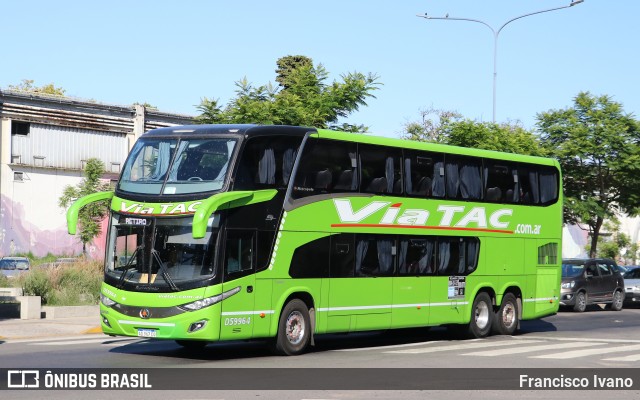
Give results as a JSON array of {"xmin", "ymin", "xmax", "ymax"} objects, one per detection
[
  {"xmin": 189, "ymin": 320, "xmax": 208, "ymax": 333},
  {"xmin": 102, "ymin": 315, "xmax": 112, "ymax": 328}
]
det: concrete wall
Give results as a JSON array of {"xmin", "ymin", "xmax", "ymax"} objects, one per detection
[{"xmin": 0, "ymin": 90, "xmax": 193, "ymax": 259}]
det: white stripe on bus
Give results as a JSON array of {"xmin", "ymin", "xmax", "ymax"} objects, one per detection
[
  {"xmin": 221, "ymin": 310, "xmax": 275, "ymax": 316},
  {"xmin": 317, "ymin": 302, "xmax": 468, "ymax": 312}
]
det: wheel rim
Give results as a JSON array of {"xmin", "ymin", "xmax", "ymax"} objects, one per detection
[
  {"xmin": 614, "ymin": 291, "xmax": 623, "ymax": 308},
  {"xmin": 285, "ymin": 311, "xmax": 305, "ymax": 345},
  {"xmin": 475, "ymin": 301, "xmax": 490, "ymax": 330},
  {"xmin": 577, "ymin": 293, "xmax": 586, "ymax": 310},
  {"xmin": 502, "ymin": 303, "xmax": 516, "ymax": 329}
]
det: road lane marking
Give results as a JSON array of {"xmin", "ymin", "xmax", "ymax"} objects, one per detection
[
  {"xmin": 333, "ymin": 340, "xmax": 450, "ymax": 352},
  {"xmin": 385, "ymin": 339, "xmax": 544, "ymax": 354},
  {"xmin": 602, "ymin": 354, "xmax": 640, "ymax": 362},
  {"xmin": 533, "ymin": 343, "xmax": 640, "ymax": 359},
  {"xmin": 514, "ymin": 336, "xmax": 640, "ymax": 344},
  {"xmin": 462, "ymin": 341, "xmax": 601, "ymax": 356}
]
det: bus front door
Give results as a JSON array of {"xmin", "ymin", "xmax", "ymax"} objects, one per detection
[{"xmin": 219, "ymin": 229, "xmax": 256, "ymax": 340}]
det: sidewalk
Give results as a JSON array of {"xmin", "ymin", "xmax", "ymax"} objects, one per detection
[{"xmin": 0, "ymin": 315, "xmax": 103, "ymax": 341}]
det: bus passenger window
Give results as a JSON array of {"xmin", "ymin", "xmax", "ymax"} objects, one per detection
[
  {"xmin": 436, "ymin": 237, "xmax": 479, "ymax": 276},
  {"xmin": 398, "ymin": 238, "xmax": 435, "ymax": 275},
  {"xmin": 404, "ymin": 151, "xmax": 443, "ymax": 198},
  {"xmin": 359, "ymin": 144, "xmax": 402, "ymax": 195},
  {"xmin": 445, "ymin": 156, "xmax": 482, "ymax": 200},
  {"xmin": 234, "ymin": 136, "xmax": 303, "ymax": 190},
  {"xmin": 330, "ymin": 234, "xmax": 355, "ymax": 278},
  {"xmin": 355, "ymin": 236, "xmax": 395, "ymax": 276},
  {"xmin": 292, "ymin": 139, "xmax": 358, "ymax": 198}
]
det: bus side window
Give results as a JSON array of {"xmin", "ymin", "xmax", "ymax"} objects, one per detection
[
  {"xmin": 398, "ymin": 238, "xmax": 435, "ymax": 275},
  {"xmin": 484, "ymin": 162, "xmax": 517, "ymax": 203},
  {"xmin": 225, "ymin": 230, "xmax": 255, "ymax": 277},
  {"xmin": 234, "ymin": 136, "xmax": 303, "ymax": 190},
  {"xmin": 445, "ymin": 156, "xmax": 482, "ymax": 201},
  {"xmin": 436, "ymin": 237, "xmax": 479, "ymax": 276},
  {"xmin": 330, "ymin": 234, "xmax": 355, "ymax": 278},
  {"xmin": 292, "ymin": 139, "xmax": 358, "ymax": 199},
  {"xmin": 354, "ymin": 235, "xmax": 395, "ymax": 276},
  {"xmin": 289, "ymin": 236, "xmax": 330, "ymax": 278},
  {"xmin": 404, "ymin": 150, "xmax": 444, "ymax": 198},
  {"xmin": 359, "ymin": 144, "xmax": 402, "ymax": 195}
]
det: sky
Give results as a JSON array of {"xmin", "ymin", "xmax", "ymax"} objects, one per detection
[{"xmin": 2, "ymin": 0, "xmax": 638, "ymax": 138}]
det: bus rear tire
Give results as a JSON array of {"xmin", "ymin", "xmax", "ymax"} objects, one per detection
[
  {"xmin": 273, "ymin": 299, "xmax": 311, "ymax": 356},
  {"xmin": 491, "ymin": 293, "xmax": 519, "ymax": 335},
  {"xmin": 466, "ymin": 292, "xmax": 493, "ymax": 339}
]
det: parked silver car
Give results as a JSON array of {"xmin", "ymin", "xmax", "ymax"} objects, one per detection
[
  {"xmin": 623, "ymin": 268, "xmax": 640, "ymax": 305},
  {"xmin": 0, "ymin": 256, "xmax": 31, "ymax": 279},
  {"xmin": 560, "ymin": 258, "xmax": 625, "ymax": 312}
]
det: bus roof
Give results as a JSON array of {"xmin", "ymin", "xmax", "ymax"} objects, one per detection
[
  {"xmin": 316, "ymin": 129, "xmax": 559, "ymax": 167},
  {"xmin": 139, "ymin": 124, "xmax": 558, "ymax": 167},
  {"xmin": 140, "ymin": 124, "xmax": 314, "ymax": 138}
]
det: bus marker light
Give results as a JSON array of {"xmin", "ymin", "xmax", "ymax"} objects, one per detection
[
  {"xmin": 260, "ymin": 313, "xmax": 266, "ymax": 318},
  {"xmin": 416, "ymin": 306, "xmax": 421, "ymax": 310}
]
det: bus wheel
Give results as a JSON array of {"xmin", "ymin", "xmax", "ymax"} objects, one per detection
[
  {"xmin": 466, "ymin": 292, "xmax": 493, "ymax": 338},
  {"xmin": 175, "ymin": 340, "xmax": 208, "ymax": 350},
  {"xmin": 492, "ymin": 293, "xmax": 519, "ymax": 335},
  {"xmin": 273, "ymin": 299, "xmax": 311, "ymax": 356}
]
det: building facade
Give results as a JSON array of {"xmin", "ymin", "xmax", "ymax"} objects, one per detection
[{"xmin": 0, "ymin": 90, "xmax": 193, "ymax": 259}]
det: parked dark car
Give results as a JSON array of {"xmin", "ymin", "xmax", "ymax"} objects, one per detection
[
  {"xmin": 623, "ymin": 268, "xmax": 640, "ymax": 305},
  {"xmin": 560, "ymin": 258, "xmax": 624, "ymax": 312}
]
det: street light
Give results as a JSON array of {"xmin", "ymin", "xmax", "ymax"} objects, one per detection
[{"xmin": 417, "ymin": 0, "xmax": 584, "ymax": 123}]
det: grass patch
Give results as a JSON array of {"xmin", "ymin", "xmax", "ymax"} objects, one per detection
[
  {"xmin": 0, "ymin": 274, "xmax": 11, "ymax": 288},
  {"xmin": 18, "ymin": 260, "xmax": 102, "ymax": 306}
]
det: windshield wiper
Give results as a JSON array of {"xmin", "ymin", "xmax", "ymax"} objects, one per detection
[
  {"xmin": 117, "ymin": 244, "xmax": 143, "ymax": 288},
  {"xmin": 151, "ymin": 249, "xmax": 179, "ymax": 291}
]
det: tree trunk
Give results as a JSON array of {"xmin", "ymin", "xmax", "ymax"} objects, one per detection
[{"xmin": 589, "ymin": 216, "xmax": 604, "ymax": 258}]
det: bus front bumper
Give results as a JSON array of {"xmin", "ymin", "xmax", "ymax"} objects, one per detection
[{"xmin": 100, "ymin": 304, "xmax": 221, "ymax": 341}]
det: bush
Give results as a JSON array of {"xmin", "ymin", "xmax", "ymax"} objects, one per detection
[
  {"xmin": 21, "ymin": 268, "xmax": 53, "ymax": 304},
  {"xmin": 20, "ymin": 260, "xmax": 103, "ymax": 306},
  {"xmin": 0, "ymin": 274, "xmax": 11, "ymax": 288}
]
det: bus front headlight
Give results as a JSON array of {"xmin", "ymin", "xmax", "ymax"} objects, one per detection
[
  {"xmin": 179, "ymin": 286, "xmax": 241, "ymax": 311},
  {"xmin": 101, "ymin": 293, "xmax": 117, "ymax": 307}
]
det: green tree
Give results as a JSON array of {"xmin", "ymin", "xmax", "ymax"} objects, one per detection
[
  {"xmin": 8, "ymin": 79, "xmax": 66, "ymax": 96},
  {"xmin": 537, "ymin": 92, "xmax": 640, "ymax": 257},
  {"xmin": 196, "ymin": 55, "xmax": 381, "ymax": 132},
  {"xmin": 402, "ymin": 108, "xmax": 547, "ymax": 156},
  {"xmin": 586, "ymin": 220, "xmax": 631, "ymax": 260},
  {"xmin": 59, "ymin": 159, "xmax": 112, "ymax": 254}
]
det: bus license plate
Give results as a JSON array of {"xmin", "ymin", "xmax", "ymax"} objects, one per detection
[{"xmin": 137, "ymin": 328, "xmax": 157, "ymax": 338}]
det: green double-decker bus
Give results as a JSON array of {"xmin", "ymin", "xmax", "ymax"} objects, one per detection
[{"xmin": 67, "ymin": 124, "xmax": 562, "ymax": 355}]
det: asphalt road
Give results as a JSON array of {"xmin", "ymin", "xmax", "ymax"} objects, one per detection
[{"xmin": 1, "ymin": 305, "xmax": 639, "ymax": 399}]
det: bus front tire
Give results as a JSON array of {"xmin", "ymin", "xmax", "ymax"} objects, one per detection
[
  {"xmin": 492, "ymin": 293, "xmax": 519, "ymax": 335},
  {"xmin": 273, "ymin": 299, "xmax": 311, "ymax": 356},
  {"xmin": 466, "ymin": 292, "xmax": 493, "ymax": 339}
]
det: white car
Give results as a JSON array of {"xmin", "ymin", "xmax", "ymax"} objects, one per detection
[{"xmin": 623, "ymin": 268, "xmax": 640, "ymax": 305}]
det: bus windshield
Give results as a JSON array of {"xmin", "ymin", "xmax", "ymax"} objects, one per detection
[
  {"xmin": 106, "ymin": 214, "xmax": 219, "ymax": 291},
  {"xmin": 119, "ymin": 137, "xmax": 237, "ymax": 195}
]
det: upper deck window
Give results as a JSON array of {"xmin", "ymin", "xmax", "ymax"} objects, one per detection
[{"xmin": 119, "ymin": 138, "xmax": 237, "ymax": 195}]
